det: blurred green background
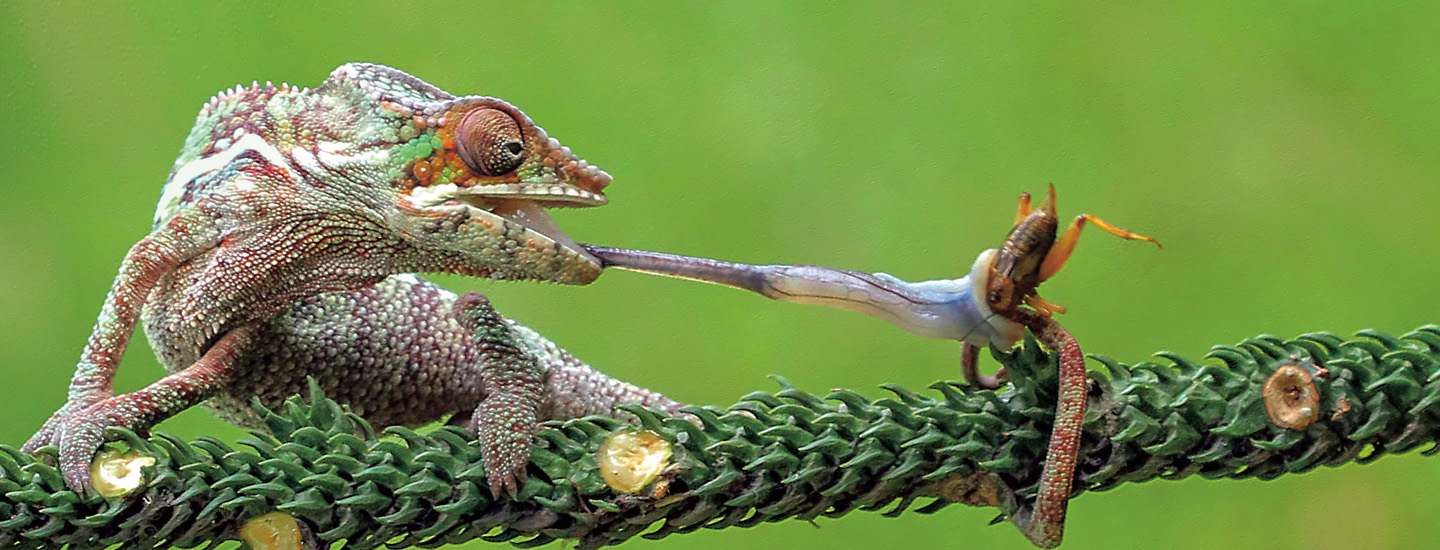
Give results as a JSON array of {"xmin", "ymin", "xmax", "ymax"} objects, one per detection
[{"xmin": 3, "ymin": 3, "xmax": 1439, "ymax": 549}]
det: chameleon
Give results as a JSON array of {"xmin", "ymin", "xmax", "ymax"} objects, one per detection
[
  {"xmin": 586, "ymin": 185, "xmax": 1160, "ymax": 547},
  {"xmin": 22, "ymin": 63, "xmax": 686, "ymax": 498}
]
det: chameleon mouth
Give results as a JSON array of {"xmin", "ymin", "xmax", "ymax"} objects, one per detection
[
  {"xmin": 453, "ymin": 184, "xmax": 603, "ymax": 265},
  {"xmin": 407, "ymin": 182, "xmax": 601, "ymax": 265},
  {"xmin": 485, "ymin": 199, "xmax": 599, "ymax": 265}
]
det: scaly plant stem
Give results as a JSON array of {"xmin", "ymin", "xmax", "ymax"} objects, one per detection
[{"xmin": 3, "ymin": 325, "xmax": 1439, "ymax": 549}]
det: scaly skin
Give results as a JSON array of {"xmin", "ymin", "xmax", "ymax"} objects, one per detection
[
  {"xmin": 23, "ymin": 63, "xmax": 683, "ymax": 496},
  {"xmin": 1008, "ymin": 309, "xmax": 1084, "ymax": 548}
]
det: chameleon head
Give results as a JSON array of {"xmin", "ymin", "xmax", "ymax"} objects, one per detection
[
  {"xmin": 397, "ymin": 99, "xmax": 611, "ymax": 284},
  {"xmin": 347, "ymin": 63, "xmax": 612, "ymax": 285}
]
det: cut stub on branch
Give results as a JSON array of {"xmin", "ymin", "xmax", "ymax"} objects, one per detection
[
  {"xmin": 1263, "ymin": 364, "xmax": 1322, "ymax": 430},
  {"xmin": 597, "ymin": 429, "xmax": 674, "ymax": 495}
]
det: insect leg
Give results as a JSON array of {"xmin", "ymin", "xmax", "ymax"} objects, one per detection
[{"xmin": 961, "ymin": 343, "xmax": 1006, "ymax": 389}]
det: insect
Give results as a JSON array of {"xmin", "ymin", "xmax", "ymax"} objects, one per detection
[{"xmin": 585, "ymin": 185, "xmax": 1159, "ymax": 547}]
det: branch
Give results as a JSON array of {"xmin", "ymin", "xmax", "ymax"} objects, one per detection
[{"xmin": 4, "ymin": 325, "xmax": 1439, "ymax": 549}]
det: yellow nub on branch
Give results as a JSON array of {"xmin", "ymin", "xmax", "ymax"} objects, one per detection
[
  {"xmin": 91, "ymin": 449, "xmax": 156, "ymax": 498},
  {"xmin": 1262, "ymin": 365, "xmax": 1321, "ymax": 430},
  {"xmin": 239, "ymin": 512, "xmax": 305, "ymax": 550},
  {"xmin": 597, "ymin": 430, "xmax": 673, "ymax": 494}
]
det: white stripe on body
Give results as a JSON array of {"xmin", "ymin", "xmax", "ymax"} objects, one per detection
[{"xmin": 154, "ymin": 132, "xmax": 299, "ymax": 223}]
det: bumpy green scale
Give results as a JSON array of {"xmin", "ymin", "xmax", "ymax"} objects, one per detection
[{"xmin": 5, "ymin": 326, "xmax": 1437, "ymax": 548}]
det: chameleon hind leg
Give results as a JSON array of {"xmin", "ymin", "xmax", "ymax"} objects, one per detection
[
  {"xmin": 224, "ymin": 276, "xmax": 686, "ymax": 499},
  {"xmin": 452, "ymin": 292, "xmax": 546, "ymax": 498}
]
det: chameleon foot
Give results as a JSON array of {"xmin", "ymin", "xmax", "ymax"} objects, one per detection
[
  {"xmin": 24, "ymin": 327, "xmax": 252, "ymax": 494},
  {"xmin": 22, "ymin": 404, "xmax": 82, "ymax": 454},
  {"xmin": 25, "ymin": 401, "xmax": 111, "ymax": 494},
  {"xmin": 453, "ymin": 292, "xmax": 545, "ymax": 498}
]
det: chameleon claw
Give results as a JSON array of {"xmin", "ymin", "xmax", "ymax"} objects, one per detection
[
  {"xmin": 486, "ymin": 465, "xmax": 525, "ymax": 500},
  {"xmin": 51, "ymin": 403, "xmax": 116, "ymax": 496},
  {"xmin": 470, "ymin": 395, "xmax": 535, "ymax": 499}
]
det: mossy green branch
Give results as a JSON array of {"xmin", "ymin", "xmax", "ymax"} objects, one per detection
[{"xmin": 4, "ymin": 325, "xmax": 1440, "ymax": 549}]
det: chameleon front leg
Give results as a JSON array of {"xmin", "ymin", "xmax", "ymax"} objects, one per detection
[
  {"xmin": 452, "ymin": 292, "xmax": 544, "ymax": 497},
  {"xmin": 24, "ymin": 209, "xmax": 218, "ymax": 456},
  {"xmin": 49, "ymin": 325, "xmax": 256, "ymax": 494}
]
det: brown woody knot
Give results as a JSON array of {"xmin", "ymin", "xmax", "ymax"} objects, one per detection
[
  {"xmin": 1262, "ymin": 364, "xmax": 1321, "ymax": 429},
  {"xmin": 1332, "ymin": 395, "xmax": 1352, "ymax": 420},
  {"xmin": 926, "ymin": 472, "xmax": 1001, "ymax": 507}
]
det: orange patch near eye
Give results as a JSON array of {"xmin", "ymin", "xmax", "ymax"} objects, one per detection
[{"xmin": 413, "ymin": 161, "xmax": 432, "ymax": 185}]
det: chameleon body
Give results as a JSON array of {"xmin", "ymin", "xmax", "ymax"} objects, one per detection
[{"xmin": 23, "ymin": 63, "xmax": 683, "ymax": 496}]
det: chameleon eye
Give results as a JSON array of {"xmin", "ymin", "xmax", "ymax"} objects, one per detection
[{"xmin": 457, "ymin": 108, "xmax": 526, "ymax": 176}]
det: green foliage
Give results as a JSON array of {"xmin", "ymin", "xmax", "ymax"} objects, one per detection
[{"xmin": 4, "ymin": 326, "xmax": 1438, "ymax": 549}]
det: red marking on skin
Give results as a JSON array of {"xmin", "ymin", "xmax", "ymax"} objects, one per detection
[
  {"xmin": 245, "ymin": 158, "xmax": 295, "ymax": 183},
  {"xmin": 1011, "ymin": 309, "xmax": 1085, "ymax": 548}
]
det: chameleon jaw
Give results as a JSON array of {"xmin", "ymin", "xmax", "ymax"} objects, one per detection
[
  {"xmin": 407, "ymin": 183, "xmax": 601, "ymax": 267},
  {"xmin": 490, "ymin": 200, "xmax": 600, "ymax": 267},
  {"xmin": 457, "ymin": 182, "xmax": 607, "ymax": 208}
]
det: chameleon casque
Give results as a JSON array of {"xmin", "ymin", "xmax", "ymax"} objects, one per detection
[{"xmin": 23, "ymin": 63, "xmax": 684, "ymax": 498}]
